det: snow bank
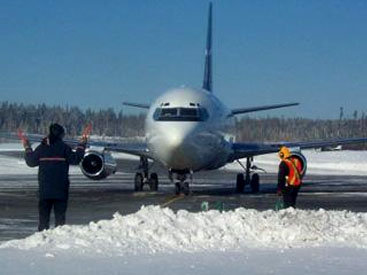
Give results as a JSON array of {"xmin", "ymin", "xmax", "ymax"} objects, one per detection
[
  {"xmin": 2, "ymin": 206, "xmax": 367, "ymax": 255},
  {"xmin": 226, "ymin": 150, "xmax": 367, "ymax": 176}
]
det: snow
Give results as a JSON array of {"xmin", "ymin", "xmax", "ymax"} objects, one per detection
[
  {"xmin": 0, "ymin": 143, "xmax": 137, "ymax": 175},
  {"xmin": 226, "ymin": 150, "xmax": 367, "ymax": 176},
  {"xmin": 0, "ymin": 206, "xmax": 367, "ymax": 274},
  {"xmin": 1, "ymin": 143, "xmax": 367, "ymax": 273},
  {"xmin": 2, "ymin": 142, "xmax": 367, "ymax": 176},
  {"xmin": 2, "ymin": 206, "xmax": 367, "ymax": 253},
  {"xmin": 0, "ymin": 154, "xmax": 81, "ymax": 176}
]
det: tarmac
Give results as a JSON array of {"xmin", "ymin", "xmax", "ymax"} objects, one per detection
[{"xmin": 0, "ymin": 156, "xmax": 367, "ymax": 241}]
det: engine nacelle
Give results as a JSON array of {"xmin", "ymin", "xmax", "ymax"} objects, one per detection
[
  {"xmin": 80, "ymin": 149, "xmax": 117, "ymax": 180},
  {"xmin": 290, "ymin": 151, "xmax": 307, "ymax": 178}
]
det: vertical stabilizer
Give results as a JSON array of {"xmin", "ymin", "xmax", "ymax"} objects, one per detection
[{"xmin": 202, "ymin": 2, "xmax": 213, "ymax": 92}]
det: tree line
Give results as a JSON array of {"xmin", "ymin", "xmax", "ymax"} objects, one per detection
[{"xmin": 0, "ymin": 101, "xmax": 366, "ymax": 149}]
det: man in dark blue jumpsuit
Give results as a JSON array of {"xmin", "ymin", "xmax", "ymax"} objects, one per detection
[{"xmin": 23, "ymin": 123, "xmax": 86, "ymax": 231}]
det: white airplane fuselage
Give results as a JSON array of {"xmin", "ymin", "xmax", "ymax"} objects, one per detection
[{"xmin": 145, "ymin": 87, "xmax": 235, "ymax": 172}]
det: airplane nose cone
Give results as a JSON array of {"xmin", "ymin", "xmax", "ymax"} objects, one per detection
[
  {"xmin": 166, "ymin": 129, "xmax": 187, "ymax": 149},
  {"xmin": 150, "ymin": 123, "xmax": 200, "ymax": 170}
]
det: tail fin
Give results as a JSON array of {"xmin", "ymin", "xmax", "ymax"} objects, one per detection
[{"xmin": 202, "ymin": 2, "xmax": 213, "ymax": 92}]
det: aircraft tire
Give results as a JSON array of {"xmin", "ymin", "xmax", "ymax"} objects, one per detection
[
  {"xmin": 250, "ymin": 173, "xmax": 260, "ymax": 193},
  {"xmin": 236, "ymin": 173, "xmax": 245, "ymax": 193},
  {"xmin": 182, "ymin": 182, "xmax": 190, "ymax": 196},
  {"xmin": 134, "ymin": 173, "xmax": 144, "ymax": 191},
  {"xmin": 149, "ymin": 173, "xmax": 159, "ymax": 191},
  {"xmin": 175, "ymin": 182, "xmax": 181, "ymax": 195}
]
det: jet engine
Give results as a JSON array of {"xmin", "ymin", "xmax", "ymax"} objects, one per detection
[
  {"xmin": 290, "ymin": 151, "xmax": 307, "ymax": 178},
  {"xmin": 80, "ymin": 149, "xmax": 117, "ymax": 180}
]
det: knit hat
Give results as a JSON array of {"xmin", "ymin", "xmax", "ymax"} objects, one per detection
[{"xmin": 49, "ymin": 123, "xmax": 65, "ymax": 140}]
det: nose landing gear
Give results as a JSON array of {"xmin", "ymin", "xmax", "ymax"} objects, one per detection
[
  {"xmin": 134, "ymin": 157, "xmax": 159, "ymax": 192},
  {"xmin": 235, "ymin": 157, "xmax": 261, "ymax": 194},
  {"xmin": 170, "ymin": 170, "xmax": 192, "ymax": 196}
]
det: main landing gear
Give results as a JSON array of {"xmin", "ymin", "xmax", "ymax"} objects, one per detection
[
  {"xmin": 170, "ymin": 170, "xmax": 192, "ymax": 196},
  {"xmin": 134, "ymin": 156, "xmax": 159, "ymax": 192},
  {"xmin": 236, "ymin": 157, "xmax": 260, "ymax": 194}
]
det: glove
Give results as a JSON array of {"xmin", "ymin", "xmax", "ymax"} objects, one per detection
[
  {"xmin": 80, "ymin": 124, "xmax": 92, "ymax": 145},
  {"xmin": 18, "ymin": 129, "xmax": 30, "ymax": 150},
  {"xmin": 79, "ymin": 134, "xmax": 88, "ymax": 146},
  {"xmin": 22, "ymin": 138, "xmax": 31, "ymax": 150}
]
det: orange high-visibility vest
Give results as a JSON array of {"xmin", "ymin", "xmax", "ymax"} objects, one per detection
[{"xmin": 284, "ymin": 157, "xmax": 303, "ymax": 187}]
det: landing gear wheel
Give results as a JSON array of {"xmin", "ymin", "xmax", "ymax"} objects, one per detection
[
  {"xmin": 174, "ymin": 182, "xmax": 190, "ymax": 196},
  {"xmin": 134, "ymin": 173, "xmax": 144, "ymax": 191},
  {"xmin": 236, "ymin": 173, "xmax": 245, "ymax": 193},
  {"xmin": 175, "ymin": 182, "xmax": 181, "ymax": 195},
  {"xmin": 149, "ymin": 173, "xmax": 159, "ymax": 191},
  {"xmin": 182, "ymin": 182, "xmax": 190, "ymax": 196},
  {"xmin": 250, "ymin": 173, "xmax": 260, "ymax": 193}
]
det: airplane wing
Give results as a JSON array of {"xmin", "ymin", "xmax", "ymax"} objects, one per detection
[
  {"xmin": 230, "ymin": 103, "xmax": 299, "ymax": 116},
  {"xmin": 230, "ymin": 137, "xmax": 367, "ymax": 161},
  {"xmin": 83, "ymin": 140, "xmax": 149, "ymax": 158},
  {"xmin": 0, "ymin": 132, "xmax": 151, "ymax": 159}
]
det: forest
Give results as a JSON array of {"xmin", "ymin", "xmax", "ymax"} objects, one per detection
[{"xmin": 0, "ymin": 101, "xmax": 366, "ymax": 149}]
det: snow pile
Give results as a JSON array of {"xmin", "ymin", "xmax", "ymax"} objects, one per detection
[
  {"xmin": 227, "ymin": 150, "xmax": 367, "ymax": 176},
  {"xmin": 2, "ymin": 206, "xmax": 367, "ymax": 255}
]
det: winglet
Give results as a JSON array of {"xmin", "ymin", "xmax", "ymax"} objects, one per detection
[{"xmin": 202, "ymin": 2, "xmax": 213, "ymax": 92}]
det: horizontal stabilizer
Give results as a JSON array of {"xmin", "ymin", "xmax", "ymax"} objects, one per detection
[
  {"xmin": 122, "ymin": 102, "xmax": 150, "ymax": 109},
  {"xmin": 231, "ymin": 102, "xmax": 299, "ymax": 116}
]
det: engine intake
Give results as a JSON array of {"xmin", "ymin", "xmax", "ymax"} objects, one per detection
[{"xmin": 80, "ymin": 149, "xmax": 117, "ymax": 180}]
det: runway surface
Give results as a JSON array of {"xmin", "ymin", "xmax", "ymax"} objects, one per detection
[{"xmin": 0, "ymin": 158, "xmax": 367, "ymax": 241}]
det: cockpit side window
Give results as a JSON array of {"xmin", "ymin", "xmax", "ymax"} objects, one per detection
[
  {"xmin": 161, "ymin": 108, "xmax": 178, "ymax": 117},
  {"xmin": 153, "ymin": 107, "xmax": 209, "ymax": 122}
]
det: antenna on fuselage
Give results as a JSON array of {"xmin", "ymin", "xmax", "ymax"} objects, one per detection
[{"xmin": 202, "ymin": 2, "xmax": 213, "ymax": 93}]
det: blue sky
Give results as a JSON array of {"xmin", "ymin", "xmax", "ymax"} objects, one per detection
[{"xmin": 1, "ymin": 0, "xmax": 366, "ymax": 118}]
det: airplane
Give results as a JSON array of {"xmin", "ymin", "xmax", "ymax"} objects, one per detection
[{"xmin": 2, "ymin": 2, "xmax": 367, "ymax": 195}]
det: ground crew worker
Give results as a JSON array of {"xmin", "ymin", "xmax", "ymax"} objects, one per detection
[
  {"xmin": 22, "ymin": 123, "xmax": 86, "ymax": 231},
  {"xmin": 277, "ymin": 146, "xmax": 303, "ymax": 208}
]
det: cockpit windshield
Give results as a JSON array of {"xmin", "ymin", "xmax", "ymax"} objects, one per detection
[{"xmin": 153, "ymin": 107, "xmax": 209, "ymax": 122}]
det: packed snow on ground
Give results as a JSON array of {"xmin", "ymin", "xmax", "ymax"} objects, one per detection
[
  {"xmin": 0, "ymin": 206, "xmax": 367, "ymax": 274},
  {"xmin": 225, "ymin": 150, "xmax": 367, "ymax": 176},
  {"xmin": 1, "ymin": 142, "xmax": 367, "ymax": 176}
]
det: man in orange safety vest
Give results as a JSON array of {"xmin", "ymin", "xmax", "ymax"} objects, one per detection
[{"xmin": 277, "ymin": 146, "xmax": 303, "ymax": 208}]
